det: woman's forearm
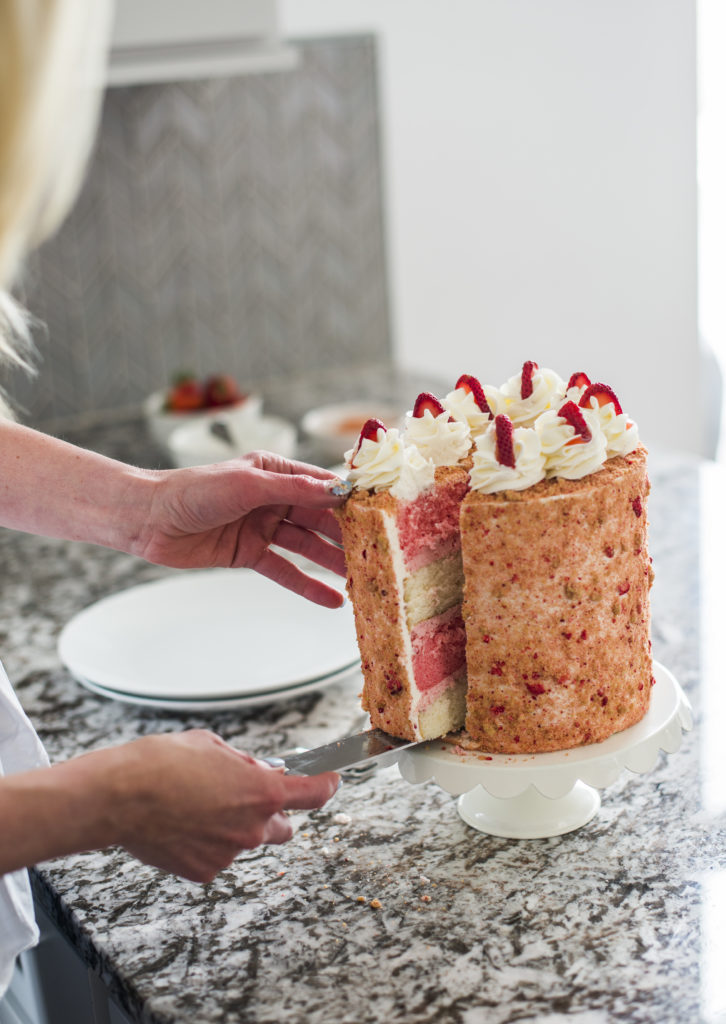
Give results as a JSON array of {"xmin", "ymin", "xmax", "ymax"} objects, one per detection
[
  {"xmin": 0, "ymin": 749, "xmax": 123, "ymax": 875},
  {"xmin": 0, "ymin": 419, "xmax": 156, "ymax": 552}
]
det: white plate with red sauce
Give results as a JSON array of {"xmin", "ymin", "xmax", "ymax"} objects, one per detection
[
  {"xmin": 58, "ymin": 569, "xmax": 358, "ymax": 706},
  {"xmin": 301, "ymin": 401, "xmax": 404, "ymax": 463}
]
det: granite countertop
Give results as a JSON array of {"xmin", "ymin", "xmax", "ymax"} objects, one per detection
[{"xmin": 2, "ymin": 406, "xmax": 724, "ymax": 1024}]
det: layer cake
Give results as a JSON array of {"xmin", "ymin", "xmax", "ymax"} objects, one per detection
[{"xmin": 336, "ymin": 365, "xmax": 653, "ymax": 752}]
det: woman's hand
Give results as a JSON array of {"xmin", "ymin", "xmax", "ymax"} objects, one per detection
[
  {"xmin": 135, "ymin": 452, "xmax": 350, "ymax": 607},
  {"xmin": 0, "ymin": 731, "xmax": 340, "ymax": 883},
  {"xmin": 0, "ymin": 422, "xmax": 351, "ymax": 609},
  {"xmin": 111, "ymin": 731, "xmax": 339, "ymax": 882}
]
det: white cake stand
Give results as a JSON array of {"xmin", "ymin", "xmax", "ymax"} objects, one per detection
[{"xmin": 397, "ymin": 662, "xmax": 692, "ymax": 839}]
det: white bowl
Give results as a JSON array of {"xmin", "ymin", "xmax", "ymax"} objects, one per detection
[
  {"xmin": 167, "ymin": 413, "xmax": 297, "ymax": 468},
  {"xmin": 144, "ymin": 389, "xmax": 263, "ymax": 447},
  {"xmin": 300, "ymin": 401, "xmax": 404, "ymax": 463}
]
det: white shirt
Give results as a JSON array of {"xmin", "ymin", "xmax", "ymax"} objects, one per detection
[{"xmin": 0, "ymin": 659, "xmax": 49, "ymax": 998}]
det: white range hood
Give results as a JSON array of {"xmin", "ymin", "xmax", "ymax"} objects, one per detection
[{"xmin": 108, "ymin": 0, "xmax": 298, "ymax": 85}]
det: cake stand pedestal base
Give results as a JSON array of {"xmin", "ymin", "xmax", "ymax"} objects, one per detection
[
  {"xmin": 398, "ymin": 662, "xmax": 692, "ymax": 839},
  {"xmin": 457, "ymin": 780, "xmax": 601, "ymax": 838}
]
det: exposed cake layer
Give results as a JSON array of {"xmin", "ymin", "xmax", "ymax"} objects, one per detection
[
  {"xmin": 460, "ymin": 447, "xmax": 652, "ymax": 753},
  {"xmin": 396, "ymin": 466, "xmax": 468, "ymax": 572},
  {"xmin": 404, "ymin": 551, "xmax": 464, "ymax": 627},
  {"xmin": 418, "ymin": 669, "xmax": 468, "ymax": 740},
  {"xmin": 336, "ymin": 472, "xmax": 468, "ymax": 741},
  {"xmin": 410, "ymin": 605, "xmax": 466, "ymax": 691}
]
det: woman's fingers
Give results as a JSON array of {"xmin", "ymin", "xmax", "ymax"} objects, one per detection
[
  {"xmin": 252, "ymin": 548, "xmax": 345, "ymax": 608},
  {"xmin": 243, "ymin": 466, "xmax": 351, "ymax": 512},
  {"xmin": 246, "ymin": 452, "xmax": 345, "ymax": 482},
  {"xmin": 261, "ymin": 812, "xmax": 294, "ymax": 846},
  {"xmin": 287, "ymin": 506, "xmax": 344, "ymax": 545},
  {"xmin": 279, "ymin": 771, "xmax": 341, "ymax": 810},
  {"xmin": 272, "ymin": 521, "xmax": 346, "ymax": 577}
]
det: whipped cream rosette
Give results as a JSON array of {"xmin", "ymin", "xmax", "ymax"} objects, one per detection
[
  {"xmin": 346, "ymin": 422, "xmax": 435, "ymax": 501},
  {"xmin": 561, "ymin": 370, "xmax": 592, "ymax": 406},
  {"xmin": 403, "ymin": 393, "xmax": 471, "ymax": 466},
  {"xmin": 443, "ymin": 373, "xmax": 499, "ymax": 438},
  {"xmin": 498, "ymin": 361, "xmax": 565, "ymax": 427},
  {"xmin": 535, "ymin": 401, "xmax": 608, "ymax": 480},
  {"xmin": 578, "ymin": 382, "xmax": 640, "ymax": 457},
  {"xmin": 469, "ymin": 414, "xmax": 546, "ymax": 494}
]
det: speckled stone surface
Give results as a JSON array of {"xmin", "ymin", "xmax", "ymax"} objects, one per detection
[{"xmin": 2, "ymin": 418, "xmax": 725, "ymax": 1024}]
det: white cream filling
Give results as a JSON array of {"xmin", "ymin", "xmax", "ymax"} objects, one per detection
[{"xmin": 381, "ymin": 509, "xmax": 421, "ymax": 739}]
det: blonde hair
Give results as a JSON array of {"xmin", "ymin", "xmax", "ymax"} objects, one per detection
[{"xmin": 0, "ymin": 0, "xmax": 112, "ymax": 411}]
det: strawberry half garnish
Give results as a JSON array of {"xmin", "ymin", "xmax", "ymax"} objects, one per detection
[
  {"xmin": 520, "ymin": 360, "xmax": 539, "ymax": 399},
  {"xmin": 494, "ymin": 414, "xmax": 516, "ymax": 468},
  {"xmin": 566, "ymin": 371, "xmax": 591, "ymax": 391},
  {"xmin": 412, "ymin": 392, "xmax": 445, "ymax": 418},
  {"xmin": 455, "ymin": 373, "xmax": 492, "ymax": 415},
  {"xmin": 351, "ymin": 418, "xmax": 387, "ymax": 461},
  {"xmin": 579, "ymin": 383, "xmax": 623, "ymax": 415},
  {"xmin": 558, "ymin": 400, "xmax": 592, "ymax": 444}
]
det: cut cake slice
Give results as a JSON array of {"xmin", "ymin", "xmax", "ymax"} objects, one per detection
[{"xmin": 337, "ymin": 466, "xmax": 469, "ymax": 741}]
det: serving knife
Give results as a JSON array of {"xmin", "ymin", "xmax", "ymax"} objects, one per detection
[{"xmin": 268, "ymin": 728, "xmax": 421, "ymax": 776}]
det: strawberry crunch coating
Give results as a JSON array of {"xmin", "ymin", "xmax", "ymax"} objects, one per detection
[{"xmin": 460, "ymin": 447, "xmax": 651, "ymax": 752}]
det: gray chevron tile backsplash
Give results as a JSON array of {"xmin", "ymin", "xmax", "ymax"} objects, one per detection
[{"xmin": 9, "ymin": 36, "xmax": 390, "ymax": 425}]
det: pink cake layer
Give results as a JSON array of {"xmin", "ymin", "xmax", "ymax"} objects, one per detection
[
  {"xmin": 417, "ymin": 669, "xmax": 467, "ymax": 713},
  {"xmin": 410, "ymin": 605, "xmax": 466, "ymax": 692},
  {"xmin": 396, "ymin": 470, "xmax": 468, "ymax": 573}
]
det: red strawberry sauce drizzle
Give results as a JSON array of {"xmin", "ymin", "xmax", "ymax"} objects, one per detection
[
  {"xmin": 557, "ymin": 400, "xmax": 592, "ymax": 443},
  {"xmin": 494, "ymin": 414, "xmax": 516, "ymax": 468},
  {"xmin": 455, "ymin": 373, "xmax": 492, "ymax": 415},
  {"xmin": 520, "ymin": 360, "xmax": 539, "ymax": 399}
]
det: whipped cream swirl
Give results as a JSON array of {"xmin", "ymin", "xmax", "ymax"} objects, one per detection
[
  {"xmin": 564, "ymin": 383, "xmax": 587, "ymax": 405},
  {"xmin": 442, "ymin": 386, "xmax": 499, "ymax": 437},
  {"xmin": 469, "ymin": 423, "xmax": 546, "ymax": 493},
  {"xmin": 403, "ymin": 408, "xmax": 471, "ymax": 466},
  {"xmin": 535, "ymin": 407, "xmax": 607, "ymax": 479},
  {"xmin": 346, "ymin": 427, "xmax": 435, "ymax": 500},
  {"xmin": 580, "ymin": 396, "xmax": 640, "ymax": 457},
  {"xmin": 498, "ymin": 366, "xmax": 565, "ymax": 427}
]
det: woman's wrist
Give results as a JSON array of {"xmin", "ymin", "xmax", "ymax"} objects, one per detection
[
  {"xmin": 0, "ymin": 420, "xmax": 161, "ymax": 553},
  {"xmin": 0, "ymin": 746, "xmax": 128, "ymax": 874}
]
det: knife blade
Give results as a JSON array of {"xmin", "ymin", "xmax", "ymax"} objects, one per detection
[{"xmin": 272, "ymin": 728, "xmax": 420, "ymax": 776}]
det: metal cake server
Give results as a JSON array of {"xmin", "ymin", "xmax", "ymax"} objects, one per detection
[{"xmin": 268, "ymin": 728, "xmax": 421, "ymax": 776}]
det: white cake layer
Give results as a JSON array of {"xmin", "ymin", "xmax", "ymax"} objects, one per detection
[{"xmin": 404, "ymin": 550, "xmax": 464, "ymax": 628}]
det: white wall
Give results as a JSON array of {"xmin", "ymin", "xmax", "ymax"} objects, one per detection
[{"xmin": 282, "ymin": 1, "xmax": 700, "ymax": 454}]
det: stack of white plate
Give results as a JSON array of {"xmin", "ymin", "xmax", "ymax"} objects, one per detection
[{"xmin": 58, "ymin": 570, "xmax": 360, "ymax": 711}]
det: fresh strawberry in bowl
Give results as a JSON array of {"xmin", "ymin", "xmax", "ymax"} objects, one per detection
[
  {"xmin": 145, "ymin": 372, "xmax": 262, "ymax": 447},
  {"xmin": 164, "ymin": 373, "xmax": 206, "ymax": 413},
  {"xmin": 203, "ymin": 374, "xmax": 245, "ymax": 408}
]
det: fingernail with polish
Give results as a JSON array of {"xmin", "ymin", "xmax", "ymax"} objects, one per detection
[
  {"xmin": 327, "ymin": 477, "xmax": 352, "ymax": 497},
  {"xmin": 261, "ymin": 757, "xmax": 286, "ymax": 769}
]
